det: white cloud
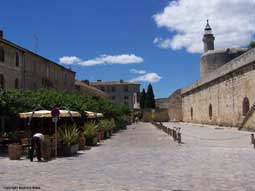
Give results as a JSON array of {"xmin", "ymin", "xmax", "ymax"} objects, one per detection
[
  {"xmin": 130, "ymin": 73, "xmax": 162, "ymax": 83},
  {"xmin": 59, "ymin": 54, "xmax": 143, "ymax": 66},
  {"xmin": 153, "ymin": 0, "xmax": 255, "ymax": 53},
  {"xmin": 130, "ymin": 69, "xmax": 147, "ymax": 74},
  {"xmin": 59, "ymin": 56, "xmax": 81, "ymax": 65}
]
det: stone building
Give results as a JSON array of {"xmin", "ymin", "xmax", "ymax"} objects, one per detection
[
  {"xmin": 167, "ymin": 21, "xmax": 255, "ymax": 128},
  {"xmin": 90, "ymin": 80, "xmax": 140, "ymax": 110},
  {"xmin": 75, "ymin": 80, "xmax": 109, "ymax": 99},
  {"xmin": 0, "ymin": 31, "xmax": 75, "ymax": 91},
  {"xmin": 156, "ymin": 89, "xmax": 182, "ymax": 122}
]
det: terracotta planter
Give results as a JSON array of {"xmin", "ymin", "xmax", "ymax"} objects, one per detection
[
  {"xmin": 8, "ymin": 144, "xmax": 22, "ymax": 160},
  {"xmin": 100, "ymin": 131, "xmax": 104, "ymax": 140},
  {"xmin": 96, "ymin": 132, "xmax": 101, "ymax": 142},
  {"xmin": 79, "ymin": 134, "xmax": 86, "ymax": 150},
  {"xmin": 42, "ymin": 141, "xmax": 52, "ymax": 161}
]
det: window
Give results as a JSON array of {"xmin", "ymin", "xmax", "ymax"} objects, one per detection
[
  {"xmin": 15, "ymin": 78, "xmax": 19, "ymax": 89},
  {"xmin": 124, "ymin": 86, "xmax": 128, "ymax": 92},
  {"xmin": 0, "ymin": 74, "xmax": 4, "ymax": 89},
  {"xmin": 111, "ymin": 87, "xmax": 116, "ymax": 92},
  {"xmin": 15, "ymin": 52, "xmax": 19, "ymax": 67},
  {"xmin": 111, "ymin": 96, "xmax": 116, "ymax": 100},
  {"xmin": 0, "ymin": 46, "xmax": 4, "ymax": 62},
  {"xmin": 100, "ymin": 87, "xmax": 105, "ymax": 92},
  {"xmin": 124, "ymin": 96, "xmax": 129, "ymax": 100},
  {"xmin": 190, "ymin": 107, "xmax": 193, "ymax": 120},
  {"xmin": 243, "ymin": 97, "xmax": 250, "ymax": 116},
  {"xmin": 209, "ymin": 104, "xmax": 212, "ymax": 120}
]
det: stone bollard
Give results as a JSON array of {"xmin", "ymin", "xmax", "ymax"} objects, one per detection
[
  {"xmin": 173, "ymin": 130, "xmax": 176, "ymax": 141},
  {"xmin": 178, "ymin": 132, "xmax": 181, "ymax": 144},
  {"xmin": 251, "ymin": 134, "xmax": 254, "ymax": 144}
]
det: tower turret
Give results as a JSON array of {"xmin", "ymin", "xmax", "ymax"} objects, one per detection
[{"xmin": 203, "ymin": 20, "xmax": 215, "ymax": 53}]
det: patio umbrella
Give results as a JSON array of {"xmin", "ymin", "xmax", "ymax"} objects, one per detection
[
  {"xmin": 96, "ymin": 113, "xmax": 104, "ymax": 118},
  {"xmin": 85, "ymin": 111, "xmax": 97, "ymax": 119},
  {"xmin": 19, "ymin": 110, "xmax": 81, "ymax": 118},
  {"xmin": 19, "ymin": 110, "xmax": 51, "ymax": 119},
  {"xmin": 58, "ymin": 110, "xmax": 81, "ymax": 118}
]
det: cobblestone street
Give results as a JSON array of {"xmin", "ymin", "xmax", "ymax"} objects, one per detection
[{"xmin": 1, "ymin": 122, "xmax": 255, "ymax": 191}]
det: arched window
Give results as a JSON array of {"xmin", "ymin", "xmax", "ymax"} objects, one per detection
[
  {"xmin": 243, "ymin": 97, "xmax": 250, "ymax": 116},
  {"xmin": 209, "ymin": 104, "xmax": 212, "ymax": 120},
  {"xmin": 15, "ymin": 78, "xmax": 19, "ymax": 89},
  {"xmin": 0, "ymin": 46, "xmax": 4, "ymax": 62},
  {"xmin": 0, "ymin": 74, "xmax": 4, "ymax": 89},
  {"xmin": 15, "ymin": 52, "xmax": 19, "ymax": 67},
  {"xmin": 190, "ymin": 107, "xmax": 193, "ymax": 120}
]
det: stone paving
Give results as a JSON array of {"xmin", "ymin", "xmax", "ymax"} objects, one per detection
[{"xmin": 1, "ymin": 122, "xmax": 255, "ymax": 191}]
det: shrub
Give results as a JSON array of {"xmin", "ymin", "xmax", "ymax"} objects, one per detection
[
  {"xmin": 59, "ymin": 124, "xmax": 79, "ymax": 146},
  {"xmin": 83, "ymin": 122, "xmax": 98, "ymax": 139}
]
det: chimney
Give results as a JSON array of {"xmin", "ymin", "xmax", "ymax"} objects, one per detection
[
  {"xmin": 120, "ymin": 79, "xmax": 124, "ymax": 83},
  {"xmin": 97, "ymin": 80, "xmax": 102, "ymax": 82},
  {"xmin": 0, "ymin": 30, "xmax": 3, "ymax": 39}
]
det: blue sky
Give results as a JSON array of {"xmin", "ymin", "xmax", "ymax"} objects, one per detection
[{"xmin": 1, "ymin": 0, "xmax": 254, "ymax": 98}]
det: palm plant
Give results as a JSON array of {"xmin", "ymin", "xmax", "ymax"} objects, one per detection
[
  {"xmin": 83, "ymin": 122, "xmax": 98, "ymax": 139},
  {"xmin": 59, "ymin": 124, "xmax": 79, "ymax": 146}
]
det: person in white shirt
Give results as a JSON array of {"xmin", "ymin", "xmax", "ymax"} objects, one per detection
[{"xmin": 30, "ymin": 133, "xmax": 44, "ymax": 162}]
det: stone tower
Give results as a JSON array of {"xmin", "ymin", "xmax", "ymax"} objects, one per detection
[{"xmin": 203, "ymin": 20, "xmax": 215, "ymax": 53}]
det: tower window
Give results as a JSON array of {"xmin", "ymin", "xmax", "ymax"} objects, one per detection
[
  {"xmin": 16, "ymin": 52, "xmax": 19, "ymax": 67},
  {"xmin": 243, "ymin": 97, "xmax": 250, "ymax": 116}
]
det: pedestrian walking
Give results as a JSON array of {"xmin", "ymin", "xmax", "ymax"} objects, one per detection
[{"xmin": 30, "ymin": 133, "xmax": 44, "ymax": 162}]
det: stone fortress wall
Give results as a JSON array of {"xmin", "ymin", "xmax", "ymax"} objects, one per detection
[
  {"xmin": 165, "ymin": 21, "xmax": 255, "ymax": 127},
  {"xmin": 182, "ymin": 47, "xmax": 255, "ymax": 127}
]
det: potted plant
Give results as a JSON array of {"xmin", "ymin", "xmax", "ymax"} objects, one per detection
[
  {"xmin": 83, "ymin": 122, "xmax": 98, "ymax": 146},
  {"xmin": 59, "ymin": 124, "xmax": 79, "ymax": 156},
  {"xmin": 99, "ymin": 119, "xmax": 114, "ymax": 139},
  {"xmin": 78, "ymin": 131, "xmax": 86, "ymax": 150},
  {"xmin": 41, "ymin": 135, "xmax": 52, "ymax": 161},
  {"xmin": 7, "ymin": 131, "xmax": 23, "ymax": 160}
]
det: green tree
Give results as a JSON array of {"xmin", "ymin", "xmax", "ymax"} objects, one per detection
[
  {"xmin": 140, "ymin": 88, "xmax": 146, "ymax": 109},
  {"xmin": 145, "ymin": 84, "xmax": 155, "ymax": 108},
  {"xmin": 248, "ymin": 41, "xmax": 255, "ymax": 49}
]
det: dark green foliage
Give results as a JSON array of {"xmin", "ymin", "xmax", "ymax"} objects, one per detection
[
  {"xmin": 145, "ymin": 84, "xmax": 155, "ymax": 109},
  {"xmin": 248, "ymin": 41, "xmax": 255, "ymax": 49},
  {"xmin": 140, "ymin": 88, "xmax": 146, "ymax": 109},
  {"xmin": 0, "ymin": 89, "xmax": 131, "ymax": 120}
]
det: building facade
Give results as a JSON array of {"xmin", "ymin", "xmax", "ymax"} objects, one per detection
[
  {"xmin": 167, "ymin": 21, "xmax": 255, "ymax": 128},
  {"xmin": 0, "ymin": 31, "xmax": 75, "ymax": 92},
  {"xmin": 75, "ymin": 80, "xmax": 109, "ymax": 99},
  {"xmin": 90, "ymin": 80, "xmax": 140, "ymax": 110}
]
